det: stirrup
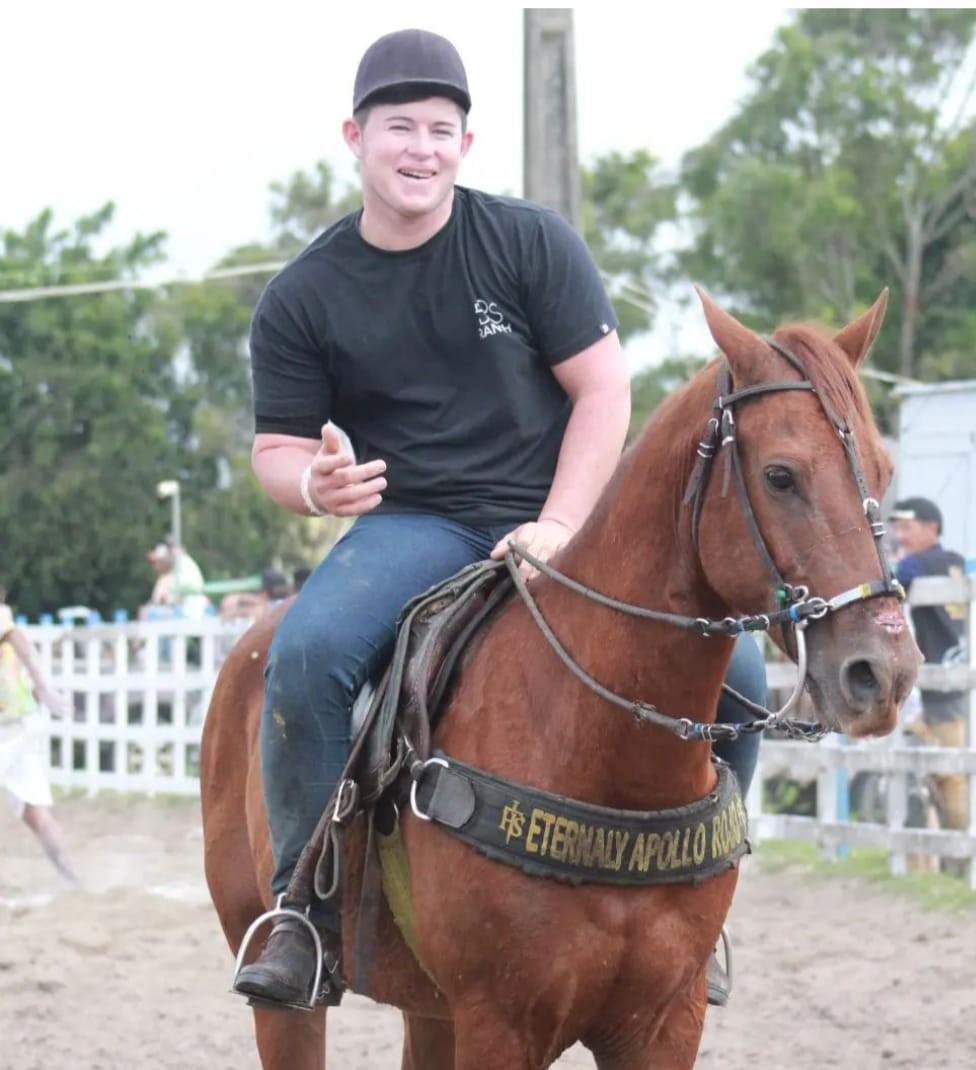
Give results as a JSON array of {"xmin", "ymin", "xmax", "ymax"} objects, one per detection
[
  {"xmin": 231, "ymin": 895, "xmax": 325, "ymax": 1012},
  {"xmin": 707, "ymin": 925, "xmax": 733, "ymax": 1007}
]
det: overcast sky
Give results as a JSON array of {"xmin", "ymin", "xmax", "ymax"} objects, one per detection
[{"xmin": 3, "ymin": 1, "xmax": 793, "ymax": 365}]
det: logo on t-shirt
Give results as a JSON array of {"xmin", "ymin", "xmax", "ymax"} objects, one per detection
[{"xmin": 474, "ymin": 299, "xmax": 513, "ymax": 339}]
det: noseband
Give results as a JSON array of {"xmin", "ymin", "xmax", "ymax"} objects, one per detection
[{"xmin": 506, "ymin": 337, "xmax": 905, "ymax": 743}]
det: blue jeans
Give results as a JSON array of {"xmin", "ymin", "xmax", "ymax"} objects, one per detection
[
  {"xmin": 260, "ymin": 513, "xmax": 767, "ymax": 925},
  {"xmin": 715, "ymin": 634, "xmax": 767, "ymax": 797}
]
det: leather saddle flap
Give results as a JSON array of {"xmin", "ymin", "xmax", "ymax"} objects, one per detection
[{"xmin": 355, "ymin": 559, "xmax": 513, "ymax": 799}]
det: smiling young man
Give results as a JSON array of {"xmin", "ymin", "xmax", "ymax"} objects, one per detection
[{"xmin": 234, "ymin": 27, "xmax": 766, "ymax": 1010}]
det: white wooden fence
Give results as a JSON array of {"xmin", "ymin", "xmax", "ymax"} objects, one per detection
[
  {"xmin": 27, "ymin": 615, "xmax": 248, "ymax": 797},
  {"xmin": 18, "ymin": 574, "xmax": 976, "ymax": 885}
]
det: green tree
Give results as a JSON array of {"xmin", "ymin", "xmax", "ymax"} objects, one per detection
[
  {"xmin": 0, "ymin": 205, "xmax": 181, "ymax": 616},
  {"xmin": 681, "ymin": 9, "xmax": 976, "ymax": 380},
  {"xmin": 164, "ymin": 162, "xmax": 362, "ymax": 582},
  {"xmin": 581, "ymin": 150, "xmax": 677, "ymax": 342},
  {"xmin": 267, "ymin": 161, "xmax": 361, "ymax": 256},
  {"xmin": 628, "ymin": 356, "xmax": 707, "ymax": 440}
]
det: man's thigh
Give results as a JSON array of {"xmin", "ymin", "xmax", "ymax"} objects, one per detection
[{"xmin": 276, "ymin": 513, "xmax": 497, "ymax": 680}]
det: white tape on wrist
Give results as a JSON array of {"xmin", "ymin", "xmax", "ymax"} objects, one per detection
[{"xmin": 299, "ymin": 464, "xmax": 326, "ymax": 517}]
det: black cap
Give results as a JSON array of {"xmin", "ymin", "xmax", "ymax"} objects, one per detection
[
  {"xmin": 353, "ymin": 29, "xmax": 470, "ymax": 114},
  {"xmin": 889, "ymin": 496, "xmax": 943, "ymax": 531}
]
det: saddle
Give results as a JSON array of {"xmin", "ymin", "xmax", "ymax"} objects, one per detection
[{"xmin": 281, "ymin": 558, "xmax": 514, "ymax": 943}]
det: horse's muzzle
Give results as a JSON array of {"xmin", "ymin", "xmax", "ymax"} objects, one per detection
[{"xmin": 805, "ymin": 607, "xmax": 920, "ymax": 737}]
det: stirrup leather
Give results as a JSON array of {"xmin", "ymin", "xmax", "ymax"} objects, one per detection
[{"xmin": 707, "ymin": 925, "xmax": 734, "ymax": 1006}]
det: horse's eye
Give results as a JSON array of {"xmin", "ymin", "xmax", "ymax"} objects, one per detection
[{"xmin": 765, "ymin": 465, "xmax": 796, "ymax": 492}]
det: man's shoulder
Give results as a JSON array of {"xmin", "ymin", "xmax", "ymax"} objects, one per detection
[
  {"xmin": 899, "ymin": 544, "xmax": 966, "ymax": 586},
  {"xmin": 920, "ymin": 543, "xmax": 965, "ymax": 573},
  {"xmin": 266, "ymin": 212, "xmax": 362, "ymax": 295},
  {"xmin": 456, "ymin": 186, "xmax": 559, "ymax": 230},
  {"xmin": 0, "ymin": 604, "xmax": 13, "ymax": 639}
]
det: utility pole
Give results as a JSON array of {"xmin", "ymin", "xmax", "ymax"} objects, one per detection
[{"xmin": 523, "ymin": 8, "xmax": 582, "ymax": 231}]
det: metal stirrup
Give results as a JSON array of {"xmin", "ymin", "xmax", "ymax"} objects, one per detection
[{"xmin": 231, "ymin": 895, "xmax": 325, "ymax": 1012}]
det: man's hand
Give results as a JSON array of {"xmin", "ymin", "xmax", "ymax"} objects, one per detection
[
  {"xmin": 306, "ymin": 424, "xmax": 388, "ymax": 517},
  {"xmin": 490, "ymin": 518, "xmax": 575, "ymax": 578}
]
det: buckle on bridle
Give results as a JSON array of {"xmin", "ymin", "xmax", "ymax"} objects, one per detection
[
  {"xmin": 800, "ymin": 597, "xmax": 829, "ymax": 621},
  {"xmin": 674, "ymin": 718, "xmax": 695, "ymax": 741},
  {"xmin": 720, "ymin": 407, "xmax": 736, "ymax": 446}
]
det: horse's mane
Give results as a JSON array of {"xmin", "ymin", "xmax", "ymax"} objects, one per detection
[{"xmin": 770, "ymin": 322, "xmax": 874, "ymax": 431}]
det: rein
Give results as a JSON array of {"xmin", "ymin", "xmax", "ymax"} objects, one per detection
[{"xmin": 505, "ymin": 336, "xmax": 905, "ymax": 745}]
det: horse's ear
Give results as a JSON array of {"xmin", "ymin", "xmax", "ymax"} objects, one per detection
[
  {"xmin": 833, "ymin": 289, "xmax": 889, "ymax": 368},
  {"xmin": 694, "ymin": 285, "xmax": 770, "ymax": 380}
]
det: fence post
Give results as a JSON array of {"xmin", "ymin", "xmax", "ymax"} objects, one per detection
[
  {"xmin": 886, "ymin": 719, "xmax": 909, "ymax": 876},
  {"xmin": 143, "ymin": 626, "xmax": 159, "ymax": 797},
  {"xmin": 746, "ymin": 753, "xmax": 764, "ymax": 846},
  {"xmin": 834, "ymin": 735, "xmax": 850, "ymax": 858},
  {"xmin": 967, "ymin": 574, "xmax": 976, "ymax": 890},
  {"xmin": 817, "ymin": 735, "xmax": 839, "ymax": 860},
  {"xmin": 84, "ymin": 630, "xmax": 101, "ymax": 794}
]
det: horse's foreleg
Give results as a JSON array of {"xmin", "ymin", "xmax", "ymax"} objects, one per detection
[
  {"xmin": 253, "ymin": 1006, "xmax": 326, "ymax": 1070},
  {"xmin": 401, "ymin": 1013, "xmax": 456, "ymax": 1069},
  {"xmin": 590, "ymin": 981, "xmax": 706, "ymax": 1070},
  {"xmin": 450, "ymin": 1008, "xmax": 543, "ymax": 1070}
]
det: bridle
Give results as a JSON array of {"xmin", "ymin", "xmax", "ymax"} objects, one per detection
[
  {"xmin": 683, "ymin": 337, "xmax": 900, "ymax": 617},
  {"xmin": 505, "ymin": 337, "xmax": 905, "ymax": 744}
]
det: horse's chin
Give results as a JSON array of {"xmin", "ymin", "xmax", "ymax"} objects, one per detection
[{"xmin": 804, "ymin": 675, "xmax": 900, "ymax": 739}]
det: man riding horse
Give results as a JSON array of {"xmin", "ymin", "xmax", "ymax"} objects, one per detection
[{"xmin": 232, "ymin": 27, "xmax": 768, "ymax": 1010}]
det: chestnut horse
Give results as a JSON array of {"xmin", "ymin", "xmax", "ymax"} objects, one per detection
[{"xmin": 201, "ymin": 291, "xmax": 918, "ymax": 1069}]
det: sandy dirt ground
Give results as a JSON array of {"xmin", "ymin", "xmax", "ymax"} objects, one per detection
[{"xmin": 1, "ymin": 794, "xmax": 974, "ymax": 1070}]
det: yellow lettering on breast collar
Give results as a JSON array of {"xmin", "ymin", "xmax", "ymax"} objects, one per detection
[
  {"xmin": 693, "ymin": 823, "xmax": 707, "ymax": 864},
  {"xmin": 563, "ymin": 819, "xmax": 580, "ymax": 863},
  {"xmin": 525, "ymin": 809, "xmax": 545, "ymax": 854},
  {"xmin": 550, "ymin": 816, "xmax": 569, "ymax": 862},
  {"xmin": 628, "ymin": 833, "xmax": 646, "ymax": 872},
  {"xmin": 590, "ymin": 828, "xmax": 607, "ymax": 868},
  {"xmin": 576, "ymin": 824, "xmax": 595, "ymax": 866},
  {"xmin": 538, "ymin": 811, "xmax": 557, "ymax": 855}
]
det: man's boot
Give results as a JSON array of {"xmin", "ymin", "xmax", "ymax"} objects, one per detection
[{"xmin": 234, "ymin": 912, "xmax": 344, "ymax": 1009}]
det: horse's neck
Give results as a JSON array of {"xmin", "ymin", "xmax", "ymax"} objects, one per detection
[
  {"xmin": 533, "ymin": 456, "xmax": 732, "ymax": 806},
  {"xmin": 445, "ymin": 423, "xmax": 736, "ymax": 811}
]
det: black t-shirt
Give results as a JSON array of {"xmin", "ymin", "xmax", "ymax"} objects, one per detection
[
  {"xmin": 249, "ymin": 187, "xmax": 619, "ymax": 527},
  {"xmin": 896, "ymin": 543, "xmax": 967, "ymax": 721}
]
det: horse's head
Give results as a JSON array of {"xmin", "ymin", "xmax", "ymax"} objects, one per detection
[{"xmin": 690, "ymin": 289, "xmax": 919, "ymax": 737}]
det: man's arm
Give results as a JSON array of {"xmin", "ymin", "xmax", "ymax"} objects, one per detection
[
  {"xmin": 252, "ymin": 432, "xmax": 324, "ymax": 514},
  {"xmin": 540, "ymin": 330, "xmax": 631, "ymax": 532},
  {"xmin": 491, "ymin": 330, "xmax": 630, "ymax": 568},
  {"xmin": 6, "ymin": 627, "xmax": 69, "ymax": 716}
]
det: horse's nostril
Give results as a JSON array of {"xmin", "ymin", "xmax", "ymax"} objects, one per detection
[{"xmin": 843, "ymin": 658, "xmax": 882, "ymax": 706}]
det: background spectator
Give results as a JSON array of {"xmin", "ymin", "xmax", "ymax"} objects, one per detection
[
  {"xmin": 219, "ymin": 568, "xmax": 292, "ymax": 621},
  {"xmin": 139, "ymin": 535, "xmax": 210, "ymax": 620},
  {"xmin": 890, "ymin": 496, "xmax": 968, "ymax": 859},
  {"xmin": 0, "ymin": 586, "xmax": 78, "ymax": 884}
]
